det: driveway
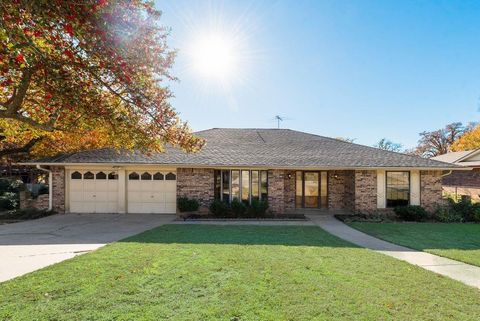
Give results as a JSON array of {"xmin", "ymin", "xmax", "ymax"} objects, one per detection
[{"xmin": 0, "ymin": 213, "xmax": 175, "ymax": 282}]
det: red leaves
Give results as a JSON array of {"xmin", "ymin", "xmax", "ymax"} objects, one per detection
[
  {"xmin": 63, "ymin": 49, "xmax": 74, "ymax": 60},
  {"xmin": 64, "ymin": 23, "xmax": 74, "ymax": 37},
  {"xmin": 15, "ymin": 53, "xmax": 25, "ymax": 63}
]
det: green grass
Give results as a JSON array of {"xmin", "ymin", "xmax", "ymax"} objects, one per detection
[
  {"xmin": 348, "ymin": 222, "xmax": 480, "ymax": 267},
  {"xmin": 1, "ymin": 225, "xmax": 479, "ymax": 321}
]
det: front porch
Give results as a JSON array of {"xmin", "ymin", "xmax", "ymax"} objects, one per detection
[{"xmin": 267, "ymin": 169, "xmax": 443, "ymax": 215}]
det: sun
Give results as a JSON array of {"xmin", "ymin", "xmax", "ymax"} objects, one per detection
[{"xmin": 190, "ymin": 33, "xmax": 237, "ymax": 80}]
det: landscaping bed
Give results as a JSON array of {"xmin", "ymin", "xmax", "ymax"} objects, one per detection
[{"xmin": 1, "ymin": 224, "xmax": 479, "ymax": 321}]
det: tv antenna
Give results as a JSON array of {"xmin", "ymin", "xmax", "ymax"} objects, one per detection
[{"xmin": 274, "ymin": 115, "xmax": 284, "ymax": 129}]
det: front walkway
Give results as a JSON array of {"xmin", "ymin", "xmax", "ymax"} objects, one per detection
[
  {"xmin": 308, "ymin": 215, "xmax": 480, "ymax": 289},
  {"xmin": 0, "ymin": 213, "xmax": 175, "ymax": 282}
]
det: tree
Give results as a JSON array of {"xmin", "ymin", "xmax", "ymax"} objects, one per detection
[
  {"xmin": 374, "ymin": 138, "xmax": 403, "ymax": 152},
  {"xmin": 0, "ymin": 0, "xmax": 203, "ymax": 158},
  {"xmin": 413, "ymin": 122, "xmax": 473, "ymax": 157},
  {"xmin": 451, "ymin": 123, "xmax": 480, "ymax": 151}
]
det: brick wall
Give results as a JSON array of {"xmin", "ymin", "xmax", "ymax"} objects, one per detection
[
  {"xmin": 284, "ymin": 170, "xmax": 296, "ymax": 212},
  {"xmin": 19, "ymin": 192, "xmax": 49, "ymax": 210},
  {"xmin": 354, "ymin": 170, "xmax": 377, "ymax": 213},
  {"xmin": 268, "ymin": 169, "xmax": 285, "ymax": 214},
  {"xmin": 328, "ymin": 170, "xmax": 356, "ymax": 211},
  {"xmin": 51, "ymin": 166, "xmax": 65, "ymax": 213},
  {"xmin": 177, "ymin": 168, "xmax": 214, "ymax": 214},
  {"xmin": 442, "ymin": 169, "xmax": 480, "ymax": 187},
  {"xmin": 421, "ymin": 170, "xmax": 443, "ymax": 212}
]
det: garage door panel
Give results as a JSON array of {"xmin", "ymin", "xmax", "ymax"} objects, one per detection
[
  {"xmin": 68, "ymin": 170, "xmax": 119, "ymax": 213},
  {"xmin": 127, "ymin": 170, "xmax": 176, "ymax": 214}
]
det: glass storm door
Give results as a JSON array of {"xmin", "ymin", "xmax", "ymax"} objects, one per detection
[
  {"xmin": 296, "ymin": 171, "xmax": 328, "ymax": 209},
  {"xmin": 304, "ymin": 172, "xmax": 319, "ymax": 208}
]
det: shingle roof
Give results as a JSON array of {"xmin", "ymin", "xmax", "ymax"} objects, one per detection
[
  {"xmin": 26, "ymin": 128, "xmax": 459, "ymax": 169},
  {"xmin": 432, "ymin": 149, "xmax": 480, "ymax": 167}
]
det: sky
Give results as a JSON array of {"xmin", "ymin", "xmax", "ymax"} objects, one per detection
[{"xmin": 156, "ymin": 0, "xmax": 480, "ymax": 149}]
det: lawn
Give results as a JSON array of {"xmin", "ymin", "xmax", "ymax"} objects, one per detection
[
  {"xmin": 0, "ymin": 225, "xmax": 479, "ymax": 321},
  {"xmin": 348, "ymin": 222, "xmax": 480, "ymax": 267}
]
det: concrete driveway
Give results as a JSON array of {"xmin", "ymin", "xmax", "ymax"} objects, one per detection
[{"xmin": 0, "ymin": 213, "xmax": 175, "ymax": 282}]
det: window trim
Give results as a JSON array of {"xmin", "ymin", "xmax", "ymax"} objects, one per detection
[{"xmin": 385, "ymin": 171, "xmax": 410, "ymax": 208}]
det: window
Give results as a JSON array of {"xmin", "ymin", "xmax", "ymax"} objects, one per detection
[
  {"xmin": 84, "ymin": 171, "xmax": 94, "ymax": 179},
  {"xmin": 260, "ymin": 170, "xmax": 268, "ymax": 200},
  {"xmin": 295, "ymin": 171, "xmax": 302, "ymax": 207},
  {"xmin": 386, "ymin": 171, "xmax": 410, "ymax": 207},
  {"xmin": 153, "ymin": 172, "xmax": 164, "ymax": 180},
  {"xmin": 214, "ymin": 169, "xmax": 269, "ymax": 204},
  {"xmin": 165, "ymin": 172, "xmax": 176, "ymax": 180},
  {"xmin": 141, "ymin": 172, "xmax": 152, "ymax": 180},
  {"xmin": 320, "ymin": 171, "xmax": 328, "ymax": 208},
  {"xmin": 96, "ymin": 172, "xmax": 107, "ymax": 180},
  {"xmin": 108, "ymin": 172, "xmax": 118, "ymax": 180},
  {"xmin": 71, "ymin": 171, "xmax": 82, "ymax": 179},
  {"xmin": 251, "ymin": 171, "xmax": 259, "ymax": 201},
  {"xmin": 241, "ymin": 170, "xmax": 250, "ymax": 202},
  {"xmin": 222, "ymin": 170, "xmax": 230, "ymax": 202},
  {"xmin": 129, "ymin": 172, "xmax": 139, "ymax": 180},
  {"xmin": 231, "ymin": 170, "xmax": 240, "ymax": 200}
]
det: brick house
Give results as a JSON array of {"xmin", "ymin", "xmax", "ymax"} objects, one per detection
[
  {"xmin": 21, "ymin": 128, "xmax": 461, "ymax": 215},
  {"xmin": 432, "ymin": 149, "xmax": 480, "ymax": 202}
]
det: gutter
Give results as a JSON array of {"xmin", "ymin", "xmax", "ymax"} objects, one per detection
[{"xmin": 36, "ymin": 165, "xmax": 52, "ymax": 211}]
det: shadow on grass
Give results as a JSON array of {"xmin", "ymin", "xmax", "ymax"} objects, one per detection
[{"xmin": 120, "ymin": 224, "xmax": 357, "ymax": 248}]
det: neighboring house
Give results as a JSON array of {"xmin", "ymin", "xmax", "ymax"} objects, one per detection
[
  {"xmin": 20, "ymin": 128, "xmax": 461, "ymax": 215},
  {"xmin": 432, "ymin": 149, "xmax": 480, "ymax": 202}
]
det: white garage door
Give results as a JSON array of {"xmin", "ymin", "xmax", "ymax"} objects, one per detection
[
  {"xmin": 127, "ymin": 171, "xmax": 177, "ymax": 214},
  {"xmin": 69, "ymin": 170, "xmax": 119, "ymax": 213}
]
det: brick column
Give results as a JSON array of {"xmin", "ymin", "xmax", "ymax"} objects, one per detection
[
  {"xmin": 51, "ymin": 166, "xmax": 65, "ymax": 213},
  {"xmin": 354, "ymin": 170, "xmax": 377, "ymax": 213},
  {"xmin": 421, "ymin": 170, "xmax": 443, "ymax": 212},
  {"xmin": 284, "ymin": 170, "xmax": 296, "ymax": 212},
  {"xmin": 177, "ymin": 168, "xmax": 214, "ymax": 214},
  {"xmin": 268, "ymin": 169, "xmax": 285, "ymax": 214}
]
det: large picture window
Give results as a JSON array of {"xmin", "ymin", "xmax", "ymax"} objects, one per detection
[
  {"xmin": 386, "ymin": 171, "xmax": 410, "ymax": 207},
  {"xmin": 214, "ymin": 169, "xmax": 268, "ymax": 204}
]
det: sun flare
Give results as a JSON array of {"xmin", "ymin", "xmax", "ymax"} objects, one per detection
[{"xmin": 191, "ymin": 33, "xmax": 237, "ymax": 80}]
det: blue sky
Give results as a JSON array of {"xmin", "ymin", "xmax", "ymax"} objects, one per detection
[{"xmin": 157, "ymin": 0, "xmax": 480, "ymax": 148}]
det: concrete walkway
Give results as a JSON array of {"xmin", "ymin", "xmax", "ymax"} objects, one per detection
[
  {"xmin": 0, "ymin": 213, "xmax": 175, "ymax": 282},
  {"xmin": 308, "ymin": 215, "xmax": 480, "ymax": 289}
]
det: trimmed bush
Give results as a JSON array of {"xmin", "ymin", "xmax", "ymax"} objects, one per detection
[
  {"xmin": 394, "ymin": 205, "xmax": 428, "ymax": 222},
  {"xmin": 247, "ymin": 199, "xmax": 269, "ymax": 218},
  {"xmin": 177, "ymin": 197, "xmax": 200, "ymax": 212},
  {"xmin": 209, "ymin": 199, "xmax": 229, "ymax": 217},
  {"xmin": 231, "ymin": 198, "xmax": 247, "ymax": 217}
]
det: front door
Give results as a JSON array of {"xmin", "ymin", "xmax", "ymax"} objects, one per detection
[
  {"xmin": 304, "ymin": 172, "xmax": 319, "ymax": 208},
  {"xmin": 295, "ymin": 171, "xmax": 328, "ymax": 209}
]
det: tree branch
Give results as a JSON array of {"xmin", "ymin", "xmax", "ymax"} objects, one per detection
[
  {"xmin": 0, "ymin": 137, "xmax": 43, "ymax": 157},
  {"xmin": 0, "ymin": 111, "xmax": 55, "ymax": 131},
  {"xmin": 3, "ymin": 68, "xmax": 34, "ymax": 114}
]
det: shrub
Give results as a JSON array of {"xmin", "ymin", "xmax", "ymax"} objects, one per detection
[
  {"xmin": 394, "ymin": 205, "xmax": 428, "ymax": 222},
  {"xmin": 230, "ymin": 198, "xmax": 247, "ymax": 217},
  {"xmin": 209, "ymin": 199, "xmax": 229, "ymax": 217},
  {"xmin": 247, "ymin": 199, "xmax": 269, "ymax": 218},
  {"xmin": 472, "ymin": 206, "xmax": 480, "ymax": 223},
  {"xmin": 0, "ymin": 192, "xmax": 18, "ymax": 210},
  {"xmin": 434, "ymin": 206, "xmax": 463, "ymax": 223},
  {"xmin": 177, "ymin": 197, "xmax": 200, "ymax": 212},
  {"xmin": 445, "ymin": 198, "xmax": 480, "ymax": 222}
]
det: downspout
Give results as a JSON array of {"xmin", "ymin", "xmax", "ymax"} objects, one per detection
[
  {"xmin": 36, "ymin": 165, "xmax": 53, "ymax": 211},
  {"xmin": 440, "ymin": 170, "xmax": 453, "ymax": 178}
]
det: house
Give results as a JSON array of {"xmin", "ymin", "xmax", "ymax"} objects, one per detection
[
  {"xmin": 432, "ymin": 149, "xmax": 480, "ymax": 202},
  {"xmin": 20, "ymin": 128, "xmax": 461, "ymax": 215}
]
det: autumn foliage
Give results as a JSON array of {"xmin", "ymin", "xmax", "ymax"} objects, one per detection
[
  {"xmin": 451, "ymin": 124, "xmax": 480, "ymax": 152},
  {"xmin": 0, "ymin": 0, "xmax": 204, "ymax": 158}
]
